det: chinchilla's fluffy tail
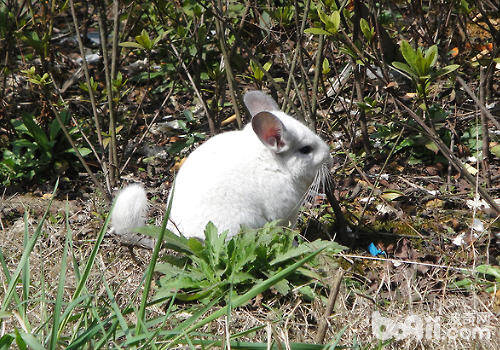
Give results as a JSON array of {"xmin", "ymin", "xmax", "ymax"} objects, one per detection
[{"xmin": 110, "ymin": 184, "xmax": 153, "ymax": 248}]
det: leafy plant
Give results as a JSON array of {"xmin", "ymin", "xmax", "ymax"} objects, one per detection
[
  {"xmin": 249, "ymin": 59, "xmax": 272, "ymax": 83},
  {"xmin": 119, "ymin": 29, "xmax": 163, "ymax": 51},
  {"xmin": 370, "ymin": 105, "xmax": 453, "ymax": 164},
  {"xmin": 449, "ymin": 265, "xmax": 500, "ymax": 293},
  {"xmin": 0, "ymin": 112, "xmax": 90, "ymax": 185},
  {"xmin": 392, "ymin": 40, "xmax": 459, "ymax": 97},
  {"xmin": 305, "ymin": 2, "xmax": 340, "ymax": 36},
  {"xmin": 141, "ymin": 221, "xmax": 345, "ymax": 304}
]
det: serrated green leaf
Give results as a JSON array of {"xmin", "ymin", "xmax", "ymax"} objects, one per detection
[
  {"xmin": 272, "ymin": 278, "xmax": 290, "ymax": 295},
  {"xmin": 298, "ymin": 285, "xmax": 316, "ymax": 301},
  {"xmin": 270, "ymin": 244, "xmax": 310, "ymax": 265}
]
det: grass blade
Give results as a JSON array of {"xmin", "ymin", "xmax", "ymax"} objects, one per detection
[
  {"xmin": 135, "ymin": 183, "xmax": 174, "ymax": 335},
  {"xmin": 0, "ymin": 179, "xmax": 59, "ymax": 316},
  {"xmin": 49, "ymin": 203, "xmax": 72, "ymax": 350}
]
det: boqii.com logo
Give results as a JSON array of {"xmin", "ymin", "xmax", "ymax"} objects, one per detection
[{"xmin": 371, "ymin": 311, "xmax": 493, "ymax": 341}]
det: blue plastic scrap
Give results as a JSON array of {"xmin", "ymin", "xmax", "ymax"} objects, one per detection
[{"xmin": 368, "ymin": 243, "xmax": 386, "ymax": 257}]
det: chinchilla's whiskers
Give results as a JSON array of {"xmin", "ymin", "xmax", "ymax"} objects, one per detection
[
  {"xmin": 322, "ymin": 165, "xmax": 334, "ymax": 191},
  {"xmin": 297, "ymin": 163, "xmax": 330, "ymax": 212}
]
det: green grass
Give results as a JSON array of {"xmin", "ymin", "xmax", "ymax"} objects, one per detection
[{"xmin": 0, "ymin": 182, "xmax": 366, "ymax": 349}]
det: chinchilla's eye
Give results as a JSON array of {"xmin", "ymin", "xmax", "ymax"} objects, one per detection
[{"xmin": 299, "ymin": 145, "xmax": 313, "ymax": 154}]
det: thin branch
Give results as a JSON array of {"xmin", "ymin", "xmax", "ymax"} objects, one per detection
[
  {"xmin": 214, "ymin": 0, "xmax": 242, "ymax": 129},
  {"xmin": 339, "ymin": 30, "xmax": 500, "ymax": 215},
  {"xmin": 479, "ymin": 66, "xmax": 491, "ymax": 187},
  {"xmin": 169, "ymin": 41, "xmax": 215, "ymax": 135},
  {"xmin": 120, "ymin": 86, "xmax": 175, "ymax": 173},
  {"xmin": 44, "ymin": 90, "xmax": 108, "ymax": 198},
  {"xmin": 456, "ymin": 75, "xmax": 500, "ymax": 130},
  {"xmin": 315, "ymin": 268, "xmax": 344, "ymax": 344},
  {"xmin": 68, "ymin": 0, "xmax": 105, "ymax": 149},
  {"xmin": 283, "ymin": 0, "xmax": 311, "ymax": 111},
  {"xmin": 97, "ymin": 0, "xmax": 117, "ymax": 186}
]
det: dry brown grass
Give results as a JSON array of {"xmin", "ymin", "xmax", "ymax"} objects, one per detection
[{"xmin": 1, "ymin": 193, "xmax": 498, "ymax": 349}]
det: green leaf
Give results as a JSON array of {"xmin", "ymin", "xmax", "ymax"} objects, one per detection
[
  {"xmin": 167, "ymin": 247, "xmax": 325, "ymax": 347},
  {"xmin": 476, "ymin": 265, "xmax": 500, "ymax": 280},
  {"xmin": 317, "ymin": 8, "xmax": 329, "ymax": 26},
  {"xmin": 135, "ymin": 29, "xmax": 152, "ymax": 50},
  {"xmin": 119, "ymin": 41, "xmax": 144, "ymax": 49},
  {"xmin": 329, "ymin": 11, "xmax": 340, "ymax": 34},
  {"xmin": 432, "ymin": 64, "xmax": 460, "ymax": 79},
  {"xmin": 424, "ymin": 45, "xmax": 438, "ymax": 70},
  {"xmin": 64, "ymin": 147, "xmax": 91, "ymax": 157},
  {"xmin": 392, "ymin": 61, "xmax": 417, "ymax": 81},
  {"xmin": 490, "ymin": 143, "xmax": 500, "ymax": 158},
  {"xmin": 322, "ymin": 57, "xmax": 330, "ymax": 74},
  {"xmin": 400, "ymin": 40, "xmax": 417, "ymax": 71},
  {"xmin": 187, "ymin": 238, "xmax": 204, "ymax": 257},
  {"xmin": 304, "ymin": 27, "xmax": 331, "ymax": 36},
  {"xmin": 424, "ymin": 139, "xmax": 439, "ymax": 153},
  {"xmin": 272, "ymin": 278, "xmax": 290, "ymax": 295},
  {"xmin": 270, "ymin": 244, "xmax": 310, "ymax": 265},
  {"xmin": 263, "ymin": 61, "xmax": 272, "ymax": 72},
  {"xmin": 0, "ymin": 334, "xmax": 14, "ymax": 348},
  {"xmin": 21, "ymin": 113, "xmax": 51, "ymax": 152},
  {"xmin": 360, "ymin": 18, "xmax": 372, "ymax": 41},
  {"xmin": 298, "ymin": 285, "xmax": 316, "ymax": 301}
]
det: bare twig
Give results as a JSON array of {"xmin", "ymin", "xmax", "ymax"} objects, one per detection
[
  {"xmin": 338, "ymin": 30, "xmax": 500, "ymax": 215},
  {"xmin": 97, "ymin": 1, "xmax": 117, "ymax": 186},
  {"xmin": 456, "ymin": 75, "xmax": 500, "ymax": 130},
  {"xmin": 315, "ymin": 268, "xmax": 344, "ymax": 344},
  {"xmin": 337, "ymin": 253, "xmax": 474, "ymax": 273},
  {"xmin": 68, "ymin": 0, "xmax": 105, "ymax": 149},
  {"xmin": 169, "ymin": 41, "xmax": 215, "ymax": 135},
  {"xmin": 214, "ymin": 0, "xmax": 242, "ymax": 129},
  {"xmin": 479, "ymin": 66, "xmax": 491, "ymax": 187},
  {"xmin": 283, "ymin": 0, "xmax": 311, "ymax": 111},
  {"xmin": 44, "ymin": 91, "xmax": 108, "ymax": 198},
  {"xmin": 309, "ymin": 33, "xmax": 324, "ymax": 128},
  {"xmin": 120, "ymin": 86, "xmax": 175, "ymax": 173}
]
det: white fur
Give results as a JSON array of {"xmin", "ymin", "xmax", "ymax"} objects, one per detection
[
  {"xmin": 112, "ymin": 91, "xmax": 331, "ymax": 241},
  {"xmin": 111, "ymin": 183, "xmax": 148, "ymax": 235}
]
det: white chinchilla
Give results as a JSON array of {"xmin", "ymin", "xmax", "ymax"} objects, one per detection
[{"xmin": 111, "ymin": 90, "xmax": 331, "ymax": 242}]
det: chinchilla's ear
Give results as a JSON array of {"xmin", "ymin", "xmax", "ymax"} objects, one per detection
[
  {"xmin": 244, "ymin": 91, "xmax": 280, "ymax": 117},
  {"xmin": 252, "ymin": 111, "xmax": 289, "ymax": 153}
]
